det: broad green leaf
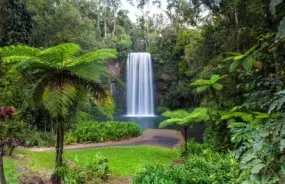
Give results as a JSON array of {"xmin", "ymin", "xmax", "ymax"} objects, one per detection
[
  {"xmin": 195, "ymin": 85, "xmax": 208, "ymax": 93},
  {"xmin": 212, "ymin": 83, "xmax": 223, "ymax": 91},
  {"xmin": 230, "ymin": 60, "xmax": 240, "ymax": 72},
  {"xmin": 210, "ymin": 75, "xmax": 221, "ymax": 83},
  {"xmin": 278, "ymin": 17, "xmax": 285, "ymax": 38},
  {"xmin": 190, "ymin": 79, "xmax": 210, "ymax": 86},
  {"xmin": 270, "ymin": 0, "xmax": 283, "ymax": 14},
  {"xmin": 251, "ymin": 163, "xmax": 266, "ymax": 174},
  {"xmin": 242, "ymin": 57, "xmax": 253, "ymax": 72}
]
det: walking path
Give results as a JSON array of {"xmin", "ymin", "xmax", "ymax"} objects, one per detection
[{"xmin": 27, "ymin": 129, "xmax": 183, "ymax": 152}]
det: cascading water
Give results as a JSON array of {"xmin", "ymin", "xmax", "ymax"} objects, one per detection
[{"xmin": 126, "ymin": 53, "xmax": 155, "ymax": 117}]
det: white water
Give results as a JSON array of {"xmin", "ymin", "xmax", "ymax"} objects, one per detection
[{"xmin": 126, "ymin": 53, "xmax": 155, "ymax": 117}]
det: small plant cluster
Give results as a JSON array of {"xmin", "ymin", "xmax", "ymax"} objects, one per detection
[
  {"xmin": 133, "ymin": 141, "xmax": 246, "ymax": 184},
  {"xmin": 65, "ymin": 121, "xmax": 141, "ymax": 144},
  {"xmin": 61, "ymin": 153, "xmax": 109, "ymax": 184}
]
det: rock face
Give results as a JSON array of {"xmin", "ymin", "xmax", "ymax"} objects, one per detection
[{"xmin": 19, "ymin": 174, "xmax": 46, "ymax": 184}]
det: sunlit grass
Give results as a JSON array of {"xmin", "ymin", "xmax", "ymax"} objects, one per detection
[{"xmin": 15, "ymin": 146, "xmax": 178, "ymax": 177}]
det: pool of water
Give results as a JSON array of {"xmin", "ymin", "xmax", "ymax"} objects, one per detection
[
  {"xmin": 114, "ymin": 115, "xmax": 205, "ymax": 143},
  {"xmin": 114, "ymin": 115, "xmax": 166, "ymax": 130}
]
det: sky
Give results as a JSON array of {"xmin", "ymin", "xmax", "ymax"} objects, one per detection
[{"xmin": 121, "ymin": 0, "xmax": 168, "ymax": 22}]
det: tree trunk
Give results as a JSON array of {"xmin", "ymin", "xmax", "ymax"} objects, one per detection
[
  {"xmin": 104, "ymin": 20, "xmax": 107, "ymax": 39},
  {"xmin": 53, "ymin": 119, "xmax": 64, "ymax": 184},
  {"xmin": 184, "ymin": 127, "xmax": 188, "ymax": 153},
  {"xmin": 112, "ymin": 16, "xmax": 116, "ymax": 38},
  {"xmin": 0, "ymin": 144, "xmax": 6, "ymax": 184}
]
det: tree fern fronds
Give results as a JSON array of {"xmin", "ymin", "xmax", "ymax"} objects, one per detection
[
  {"xmin": 0, "ymin": 45, "xmax": 40, "ymax": 57},
  {"xmin": 159, "ymin": 118, "xmax": 183, "ymax": 128},
  {"xmin": 39, "ymin": 43, "xmax": 81, "ymax": 67},
  {"xmin": 42, "ymin": 83, "xmax": 77, "ymax": 117},
  {"xmin": 67, "ymin": 62, "xmax": 108, "ymax": 82},
  {"xmin": 68, "ymin": 49, "xmax": 117, "ymax": 66},
  {"xmin": 162, "ymin": 109, "xmax": 190, "ymax": 118},
  {"xmin": 40, "ymin": 43, "xmax": 80, "ymax": 58}
]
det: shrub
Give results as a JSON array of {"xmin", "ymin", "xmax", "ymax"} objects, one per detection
[
  {"xmin": 133, "ymin": 141, "xmax": 247, "ymax": 184},
  {"xmin": 25, "ymin": 130, "xmax": 56, "ymax": 147},
  {"xmin": 62, "ymin": 153, "xmax": 109, "ymax": 184},
  {"xmin": 65, "ymin": 120, "xmax": 141, "ymax": 144}
]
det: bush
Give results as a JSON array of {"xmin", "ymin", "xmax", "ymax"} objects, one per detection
[
  {"xmin": 25, "ymin": 130, "xmax": 56, "ymax": 147},
  {"xmin": 65, "ymin": 120, "xmax": 141, "ymax": 144},
  {"xmin": 62, "ymin": 153, "xmax": 109, "ymax": 184},
  {"xmin": 133, "ymin": 141, "xmax": 247, "ymax": 184}
]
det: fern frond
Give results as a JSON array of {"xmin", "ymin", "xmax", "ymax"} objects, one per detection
[
  {"xmin": 162, "ymin": 109, "xmax": 190, "ymax": 118},
  {"xmin": 39, "ymin": 43, "xmax": 81, "ymax": 67},
  {"xmin": 159, "ymin": 118, "xmax": 183, "ymax": 128},
  {"xmin": 0, "ymin": 45, "xmax": 40, "ymax": 57},
  {"xmin": 68, "ymin": 49, "xmax": 117, "ymax": 66},
  {"xmin": 42, "ymin": 83, "xmax": 77, "ymax": 117},
  {"xmin": 67, "ymin": 62, "xmax": 108, "ymax": 82}
]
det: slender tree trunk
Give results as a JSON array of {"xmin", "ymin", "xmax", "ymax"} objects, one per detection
[
  {"xmin": 184, "ymin": 127, "xmax": 188, "ymax": 154},
  {"xmin": 0, "ymin": 143, "xmax": 6, "ymax": 184},
  {"xmin": 112, "ymin": 16, "xmax": 116, "ymax": 38},
  {"xmin": 104, "ymin": 19, "xmax": 107, "ymax": 39},
  {"xmin": 53, "ymin": 118, "xmax": 64, "ymax": 184}
]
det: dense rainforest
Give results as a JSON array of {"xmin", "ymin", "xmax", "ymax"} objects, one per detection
[{"xmin": 0, "ymin": 0, "xmax": 285, "ymax": 183}]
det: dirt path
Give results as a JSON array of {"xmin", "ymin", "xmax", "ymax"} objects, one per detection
[{"xmin": 27, "ymin": 129, "xmax": 183, "ymax": 152}]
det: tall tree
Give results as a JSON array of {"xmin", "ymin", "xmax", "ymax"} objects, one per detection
[{"xmin": 0, "ymin": 0, "xmax": 33, "ymax": 46}]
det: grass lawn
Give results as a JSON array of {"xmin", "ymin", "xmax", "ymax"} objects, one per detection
[{"xmin": 5, "ymin": 146, "xmax": 178, "ymax": 182}]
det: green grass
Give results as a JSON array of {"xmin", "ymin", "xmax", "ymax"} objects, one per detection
[
  {"xmin": 19, "ymin": 146, "xmax": 178, "ymax": 177},
  {"xmin": 4, "ymin": 157, "xmax": 21, "ymax": 183}
]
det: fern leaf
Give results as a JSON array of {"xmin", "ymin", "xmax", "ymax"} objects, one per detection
[
  {"xmin": 0, "ymin": 45, "xmax": 40, "ymax": 57},
  {"xmin": 67, "ymin": 62, "xmax": 108, "ymax": 82},
  {"xmin": 68, "ymin": 49, "xmax": 117, "ymax": 66},
  {"xmin": 42, "ymin": 83, "xmax": 77, "ymax": 117},
  {"xmin": 159, "ymin": 118, "xmax": 183, "ymax": 128}
]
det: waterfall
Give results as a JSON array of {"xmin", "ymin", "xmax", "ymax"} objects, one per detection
[{"xmin": 126, "ymin": 53, "xmax": 155, "ymax": 117}]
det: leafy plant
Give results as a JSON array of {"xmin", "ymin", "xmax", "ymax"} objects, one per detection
[
  {"xmin": 0, "ymin": 43, "xmax": 116, "ymax": 183},
  {"xmin": 223, "ymin": 45, "xmax": 258, "ymax": 72},
  {"xmin": 191, "ymin": 74, "xmax": 226, "ymax": 93},
  {"xmin": 219, "ymin": 109, "xmax": 285, "ymax": 183},
  {"xmin": 61, "ymin": 153, "xmax": 109, "ymax": 184},
  {"xmin": 65, "ymin": 121, "xmax": 141, "ymax": 144},
  {"xmin": 159, "ymin": 108, "xmax": 209, "ymax": 154},
  {"xmin": 133, "ymin": 141, "xmax": 246, "ymax": 184}
]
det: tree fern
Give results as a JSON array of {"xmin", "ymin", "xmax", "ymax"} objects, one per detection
[
  {"xmin": 0, "ymin": 43, "xmax": 116, "ymax": 183},
  {"xmin": 159, "ymin": 108, "xmax": 209, "ymax": 154}
]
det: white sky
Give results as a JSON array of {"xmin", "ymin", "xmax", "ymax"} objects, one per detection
[{"xmin": 121, "ymin": 0, "xmax": 168, "ymax": 22}]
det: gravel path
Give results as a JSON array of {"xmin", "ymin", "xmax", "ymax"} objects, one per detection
[{"xmin": 27, "ymin": 129, "xmax": 183, "ymax": 152}]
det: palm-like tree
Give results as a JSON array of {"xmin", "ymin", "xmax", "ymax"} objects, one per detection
[
  {"xmin": 159, "ymin": 108, "xmax": 209, "ymax": 155},
  {"xmin": 0, "ymin": 43, "xmax": 116, "ymax": 183},
  {"xmin": 191, "ymin": 74, "xmax": 226, "ymax": 94}
]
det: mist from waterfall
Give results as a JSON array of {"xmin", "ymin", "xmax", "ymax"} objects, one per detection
[{"xmin": 126, "ymin": 53, "xmax": 155, "ymax": 117}]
